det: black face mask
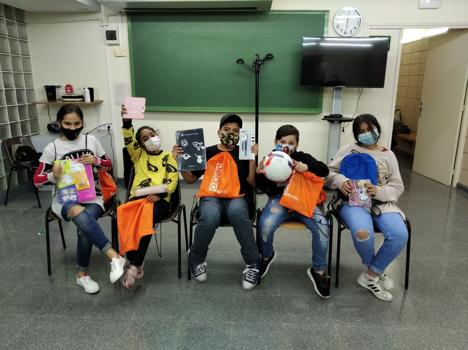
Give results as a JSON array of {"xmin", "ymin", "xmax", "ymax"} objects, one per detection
[{"xmin": 61, "ymin": 127, "xmax": 83, "ymax": 140}]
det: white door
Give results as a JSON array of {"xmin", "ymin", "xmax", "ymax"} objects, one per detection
[{"xmin": 413, "ymin": 31, "xmax": 468, "ymax": 186}]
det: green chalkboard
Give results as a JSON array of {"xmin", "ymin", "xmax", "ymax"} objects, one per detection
[{"xmin": 128, "ymin": 11, "xmax": 327, "ymax": 114}]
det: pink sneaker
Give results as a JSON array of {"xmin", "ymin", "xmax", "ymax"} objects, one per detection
[{"xmin": 122, "ymin": 265, "xmax": 139, "ymax": 289}]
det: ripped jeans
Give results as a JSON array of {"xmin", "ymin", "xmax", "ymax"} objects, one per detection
[
  {"xmin": 258, "ymin": 196, "xmax": 329, "ymax": 271},
  {"xmin": 339, "ymin": 204, "xmax": 408, "ymax": 275}
]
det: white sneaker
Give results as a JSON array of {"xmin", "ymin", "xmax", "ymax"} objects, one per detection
[
  {"xmin": 76, "ymin": 276, "xmax": 100, "ymax": 294},
  {"xmin": 109, "ymin": 256, "xmax": 126, "ymax": 283},
  {"xmin": 357, "ymin": 272, "xmax": 393, "ymax": 302},
  {"xmin": 379, "ymin": 273, "xmax": 395, "ymax": 290}
]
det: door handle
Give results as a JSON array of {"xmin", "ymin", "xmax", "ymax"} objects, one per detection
[{"xmin": 418, "ymin": 102, "xmax": 423, "ymax": 114}]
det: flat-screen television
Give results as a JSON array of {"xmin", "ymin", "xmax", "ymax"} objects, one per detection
[{"xmin": 300, "ymin": 37, "xmax": 390, "ymax": 88}]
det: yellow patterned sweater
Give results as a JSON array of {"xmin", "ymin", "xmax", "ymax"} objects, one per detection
[{"xmin": 123, "ymin": 127, "xmax": 179, "ymax": 202}]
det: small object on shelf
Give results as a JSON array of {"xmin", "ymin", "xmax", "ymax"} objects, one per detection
[
  {"xmin": 61, "ymin": 95, "xmax": 84, "ymax": 102},
  {"xmin": 44, "ymin": 85, "xmax": 60, "ymax": 101},
  {"xmin": 64, "ymin": 84, "xmax": 74, "ymax": 94},
  {"xmin": 83, "ymin": 87, "xmax": 91, "ymax": 103},
  {"xmin": 88, "ymin": 87, "xmax": 95, "ymax": 102}
]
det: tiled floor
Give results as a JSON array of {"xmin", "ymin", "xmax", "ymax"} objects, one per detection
[{"xmin": 1, "ymin": 157, "xmax": 467, "ymax": 349}]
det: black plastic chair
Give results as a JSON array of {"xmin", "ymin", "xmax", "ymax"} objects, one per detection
[
  {"xmin": 45, "ymin": 196, "xmax": 120, "ymax": 275},
  {"xmin": 327, "ymin": 192, "xmax": 412, "ymax": 289},
  {"xmin": 2, "ymin": 136, "xmax": 41, "ymax": 208},
  {"xmin": 122, "ymin": 168, "xmax": 188, "ymax": 279},
  {"xmin": 188, "ymin": 189, "xmax": 257, "ymax": 281}
]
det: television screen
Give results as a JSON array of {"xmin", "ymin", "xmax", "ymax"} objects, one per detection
[{"xmin": 300, "ymin": 37, "xmax": 390, "ymax": 88}]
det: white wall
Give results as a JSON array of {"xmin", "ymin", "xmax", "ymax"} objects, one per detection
[{"xmin": 27, "ymin": 0, "xmax": 468, "ymax": 177}]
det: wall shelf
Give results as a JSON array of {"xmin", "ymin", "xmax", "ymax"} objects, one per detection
[{"xmin": 32, "ymin": 100, "xmax": 103, "ymax": 106}]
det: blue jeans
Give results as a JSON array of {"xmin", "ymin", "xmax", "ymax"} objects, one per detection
[
  {"xmin": 258, "ymin": 196, "xmax": 329, "ymax": 271},
  {"xmin": 61, "ymin": 202, "xmax": 111, "ymax": 272},
  {"xmin": 339, "ymin": 204, "xmax": 408, "ymax": 275},
  {"xmin": 190, "ymin": 196, "xmax": 260, "ymax": 266}
]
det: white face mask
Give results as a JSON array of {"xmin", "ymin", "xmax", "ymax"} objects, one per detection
[{"xmin": 144, "ymin": 135, "xmax": 161, "ymax": 152}]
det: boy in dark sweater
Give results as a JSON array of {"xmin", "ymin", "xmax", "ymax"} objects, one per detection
[
  {"xmin": 256, "ymin": 125, "xmax": 330, "ymax": 298},
  {"xmin": 173, "ymin": 113, "xmax": 261, "ymax": 290}
]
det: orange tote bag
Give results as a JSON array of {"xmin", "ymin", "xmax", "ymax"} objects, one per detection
[
  {"xmin": 98, "ymin": 169, "xmax": 118, "ymax": 203},
  {"xmin": 197, "ymin": 152, "xmax": 243, "ymax": 199},
  {"xmin": 117, "ymin": 198, "xmax": 155, "ymax": 255},
  {"xmin": 279, "ymin": 171, "xmax": 326, "ymax": 218}
]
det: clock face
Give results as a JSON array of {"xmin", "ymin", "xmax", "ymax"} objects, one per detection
[{"xmin": 333, "ymin": 7, "xmax": 362, "ymax": 37}]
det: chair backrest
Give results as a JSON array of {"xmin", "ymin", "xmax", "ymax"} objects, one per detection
[{"xmin": 1, "ymin": 136, "xmax": 36, "ymax": 166}]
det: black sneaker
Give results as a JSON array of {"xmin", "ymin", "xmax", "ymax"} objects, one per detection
[
  {"xmin": 307, "ymin": 267, "xmax": 330, "ymax": 299},
  {"xmin": 242, "ymin": 264, "xmax": 260, "ymax": 290},
  {"xmin": 260, "ymin": 251, "xmax": 277, "ymax": 278},
  {"xmin": 189, "ymin": 261, "xmax": 207, "ymax": 282}
]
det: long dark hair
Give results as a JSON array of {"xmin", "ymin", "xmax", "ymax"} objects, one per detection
[
  {"xmin": 352, "ymin": 114, "xmax": 381, "ymax": 145},
  {"xmin": 56, "ymin": 104, "xmax": 84, "ymax": 122}
]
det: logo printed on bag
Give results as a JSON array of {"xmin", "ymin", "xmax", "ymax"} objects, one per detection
[{"xmin": 208, "ymin": 162, "xmax": 223, "ymax": 193}]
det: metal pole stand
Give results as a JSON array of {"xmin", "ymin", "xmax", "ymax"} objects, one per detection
[{"xmin": 323, "ymin": 87, "xmax": 354, "ymax": 162}]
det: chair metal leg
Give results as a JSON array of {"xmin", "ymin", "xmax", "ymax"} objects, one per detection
[
  {"xmin": 4, "ymin": 168, "xmax": 13, "ymax": 206},
  {"xmin": 182, "ymin": 205, "xmax": 188, "ymax": 251},
  {"xmin": 34, "ymin": 186, "xmax": 42, "ymax": 208},
  {"xmin": 58, "ymin": 220, "xmax": 66, "ymax": 249},
  {"xmin": 154, "ymin": 224, "xmax": 162, "ymax": 257},
  {"xmin": 45, "ymin": 215, "xmax": 52, "ymax": 275},
  {"xmin": 327, "ymin": 213, "xmax": 333, "ymax": 279},
  {"xmin": 188, "ymin": 214, "xmax": 194, "ymax": 281},
  {"xmin": 335, "ymin": 225, "xmax": 343, "ymax": 288},
  {"xmin": 177, "ymin": 209, "xmax": 182, "ymax": 279},
  {"xmin": 28, "ymin": 169, "xmax": 41, "ymax": 208},
  {"xmin": 405, "ymin": 220, "xmax": 412, "ymax": 290},
  {"xmin": 111, "ymin": 214, "xmax": 118, "ymax": 251}
]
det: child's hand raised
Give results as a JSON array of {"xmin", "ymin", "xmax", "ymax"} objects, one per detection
[
  {"xmin": 251, "ymin": 143, "xmax": 258, "ymax": 156},
  {"xmin": 121, "ymin": 105, "xmax": 130, "ymax": 120},
  {"xmin": 172, "ymin": 145, "xmax": 183, "ymax": 160}
]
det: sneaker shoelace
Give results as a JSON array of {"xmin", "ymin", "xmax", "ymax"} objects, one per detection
[
  {"xmin": 194, "ymin": 263, "xmax": 206, "ymax": 275},
  {"xmin": 243, "ymin": 267, "xmax": 260, "ymax": 283}
]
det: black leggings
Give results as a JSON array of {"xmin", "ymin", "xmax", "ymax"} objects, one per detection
[{"xmin": 126, "ymin": 198, "xmax": 170, "ymax": 266}]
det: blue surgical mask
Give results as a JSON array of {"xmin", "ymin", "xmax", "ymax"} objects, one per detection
[
  {"xmin": 274, "ymin": 143, "xmax": 295, "ymax": 154},
  {"xmin": 358, "ymin": 129, "xmax": 379, "ymax": 145}
]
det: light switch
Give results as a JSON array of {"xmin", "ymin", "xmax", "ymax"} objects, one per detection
[
  {"xmin": 418, "ymin": 0, "xmax": 441, "ymax": 9},
  {"xmin": 114, "ymin": 48, "xmax": 127, "ymax": 57}
]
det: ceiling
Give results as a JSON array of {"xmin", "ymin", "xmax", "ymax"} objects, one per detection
[{"xmin": 1, "ymin": 0, "xmax": 101, "ymax": 12}]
